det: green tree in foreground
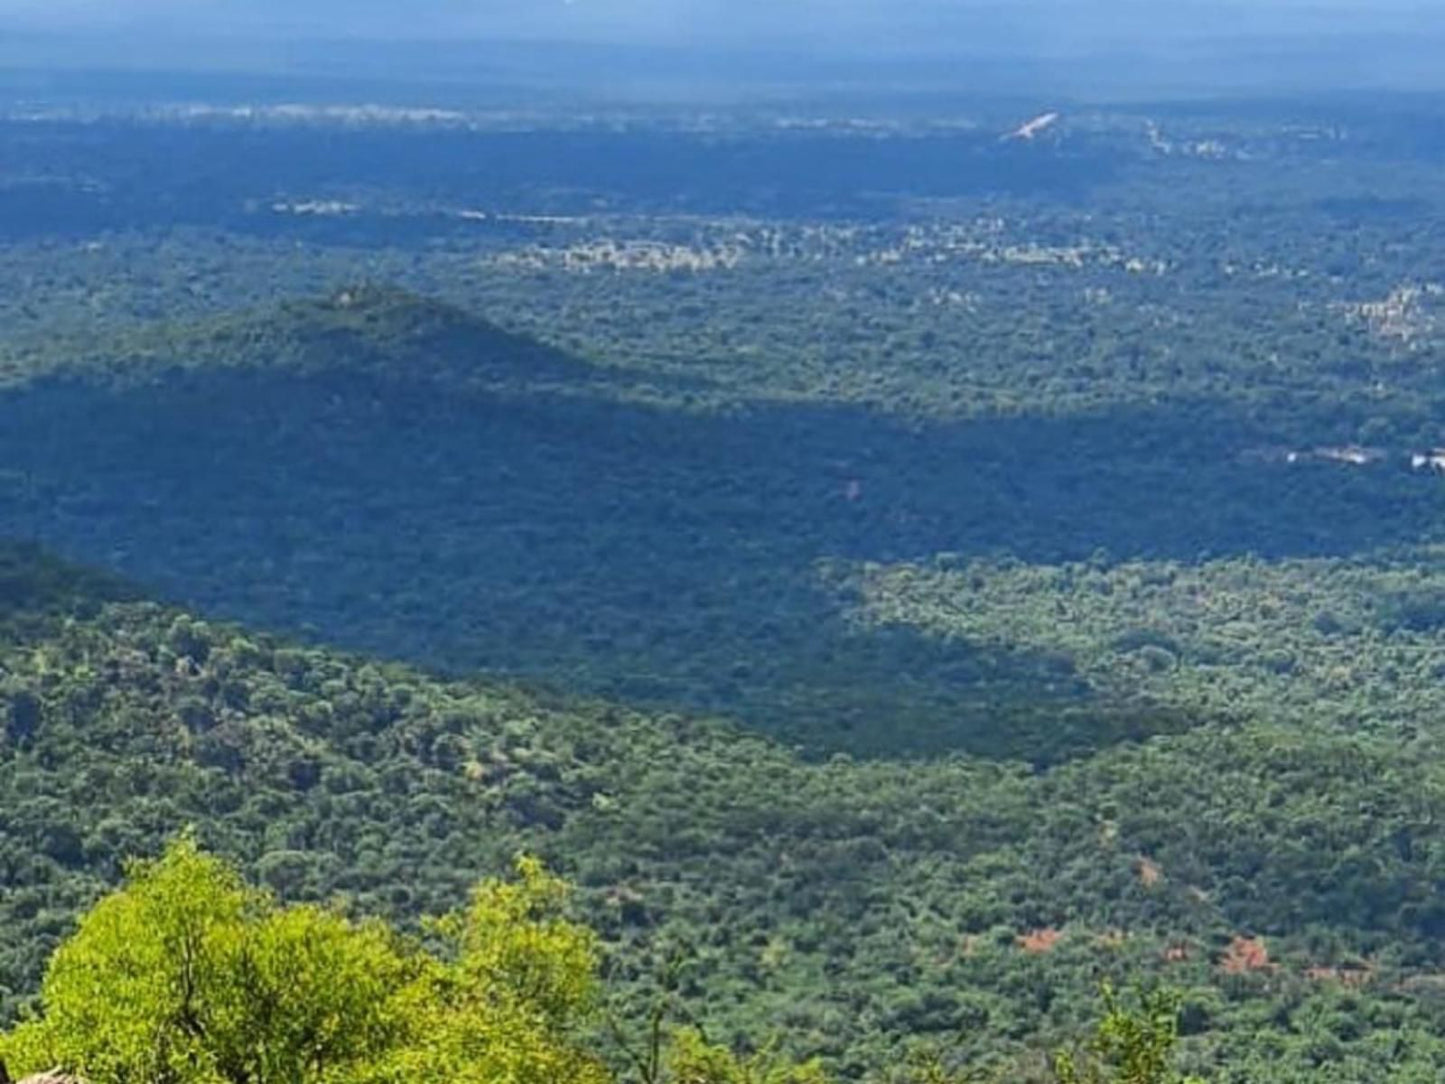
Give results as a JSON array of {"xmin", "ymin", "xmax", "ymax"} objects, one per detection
[
  {"xmin": 0, "ymin": 838, "xmax": 608, "ymax": 1084},
  {"xmin": 1053, "ymin": 984, "xmax": 1202, "ymax": 1084},
  {"xmin": 663, "ymin": 1030, "xmax": 828, "ymax": 1084}
]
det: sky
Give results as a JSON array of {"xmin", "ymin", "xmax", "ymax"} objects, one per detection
[
  {"xmin": 6, "ymin": 0, "xmax": 1443, "ymax": 98},
  {"xmin": 6, "ymin": 0, "xmax": 1438, "ymax": 46}
]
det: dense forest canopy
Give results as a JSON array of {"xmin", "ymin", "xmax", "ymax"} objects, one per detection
[
  {"xmin": 3, "ymin": 89, "xmax": 1445, "ymax": 1081},
  {"xmin": 0, "ymin": 837, "xmax": 1199, "ymax": 1084}
]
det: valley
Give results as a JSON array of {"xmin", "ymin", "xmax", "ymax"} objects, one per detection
[{"xmin": 3, "ymin": 92, "xmax": 1445, "ymax": 1080}]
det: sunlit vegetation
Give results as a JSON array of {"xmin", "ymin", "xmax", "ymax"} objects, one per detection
[
  {"xmin": 5, "ymin": 94, "xmax": 1445, "ymax": 1081},
  {"xmin": 2, "ymin": 839, "xmax": 1202, "ymax": 1084},
  {"xmin": 6, "ymin": 545, "xmax": 1445, "ymax": 1079},
  {"xmin": 1, "ymin": 840, "xmax": 607, "ymax": 1084}
]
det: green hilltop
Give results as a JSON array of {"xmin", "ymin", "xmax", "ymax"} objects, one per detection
[{"xmin": 0, "ymin": 285, "xmax": 599, "ymax": 393}]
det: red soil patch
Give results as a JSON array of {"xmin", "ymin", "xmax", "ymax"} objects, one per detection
[
  {"xmin": 1018, "ymin": 927, "xmax": 1064, "ymax": 954},
  {"xmin": 1220, "ymin": 936, "xmax": 1273, "ymax": 974}
]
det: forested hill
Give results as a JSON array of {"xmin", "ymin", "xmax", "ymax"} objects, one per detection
[
  {"xmin": 6, "ymin": 542, "xmax": 1445, "ymax": 1081},
  {"xmin": 7, "ymin": 286, "xmax": 1445, "ymax": 763},
  {"xmin": 0, "ymin": 284, "xmax": 601, "ymax": 393}
]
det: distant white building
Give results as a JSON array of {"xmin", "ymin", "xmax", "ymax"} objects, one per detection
[{"xmin": 1411, "ymin": 450, "xmax": 1445, "ymax": 473}]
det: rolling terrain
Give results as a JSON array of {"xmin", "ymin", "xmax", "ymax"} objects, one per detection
[
  {"xmin": 7, "ymin": 541, "xmax": 1445, "ymax": 1082},
  {"xmin": 5, "ymin": 94, "xmax": 1445, "ymax": 1081}
]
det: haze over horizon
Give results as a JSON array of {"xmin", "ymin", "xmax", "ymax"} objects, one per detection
[
  {"xmin": 5, "ymin": 0, "xmax": 1439, "ymax": 47},
  {"xmin": 5, "ymin": 0, "xmax": 1445, "ymax": 101}
]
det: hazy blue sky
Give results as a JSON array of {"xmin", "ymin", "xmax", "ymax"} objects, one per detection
[
  {"xmin": 7, "ymin": 0, "xmax": 1443, "ymax": 99},
  {"xmin": 6, "ymin": 0, "xmax": 1437, "ymax": 46}
]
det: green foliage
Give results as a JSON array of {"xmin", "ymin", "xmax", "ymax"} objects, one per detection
[
  {"xmin": 387, "ymin": 855, "xmax": 606, "ymax": 1084},
  {"xmin": 1053, "ymin": 986, "xmax": 1200, "ymax": 1084},
  {"xmin": 6, "ymin": 544, "xmax": 1445, "ymax": 1079},
  {"xmin": 0, "ymin": 840, "xmax": 605, "ymax": 1084},
  {"xmin": 663, "ymin": 1030, "xmax": 829, "ymax": 1084}
]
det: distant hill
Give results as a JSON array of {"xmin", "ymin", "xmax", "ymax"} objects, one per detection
[{"xmin": 2, "ymin": 284, "xmax": 600, "ymax": 394}]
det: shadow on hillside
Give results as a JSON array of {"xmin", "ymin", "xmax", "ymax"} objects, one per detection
[{"xmin": 0, "ymin": 352, "xmax": 1437, "ymax": 760}]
